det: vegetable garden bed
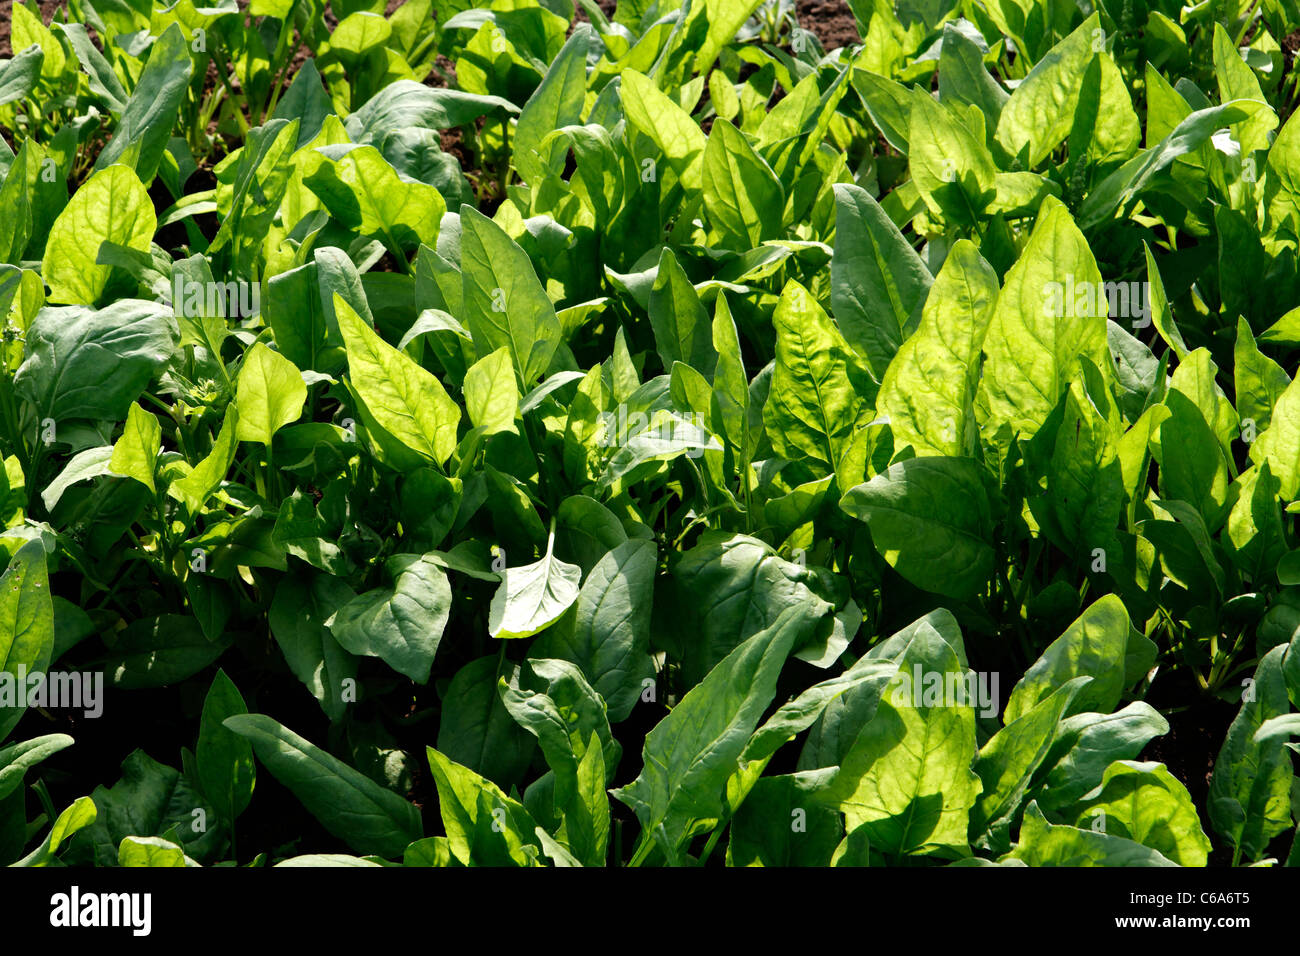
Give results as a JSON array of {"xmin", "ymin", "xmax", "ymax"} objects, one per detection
[{"xmin": 0, "ymin": 0, "xmax": 1299, "ymax": 870}]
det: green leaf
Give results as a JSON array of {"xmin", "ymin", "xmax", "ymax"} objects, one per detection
[
  {"xmin": 267, "ymin": 573, "xmax": 357, "ymax": 722},
  {"xmin": 1073, "ymin": 760, "xmax": 1212, "ymax": 866},
  {"xmin": 829, "ymin": 184, "xmax": 932, "ymax": 380},
  {"xmin": 1079, "ymin": 99, "xmax": 1268, "ymax": 229},
  {"xmin": 726, "ymin": 772, "xmax": 843, "ymax": 866},
  {"xmin": 459, "ymin": 205, "xmax": 561, "ymax": 386},
  {"xmin": 0, "ymin": 733, "xmax": 73, "ymax": 799},
  {"xmin": 1036, "ymin": 702, "xmax": 1170, "ymax": 813},
  {"xmin": 0, "ymin": 544, "xmax": 53, "ymax": 742},
  {"xmin": 763, "ymin": 280, "xmax": 873, "ymax": 474},
  {"xmin": 170, "ymin": 407, "xmax": 239, "ymax": 515},
  {"xmin": 41, "ymin": 165, "xmax": 156, "ymax": 306},
  {"xmin": 302, "ymin": 145, "xmax": 445, "ymax": 252},
  {"xmin": 832, "ymin": 623, "xmax": 982, "ymax": 858},
  {"xmin": 197, "ymin": 670, "xmax": 255, "ymax": 822},
  {"xmin": 11, "ymin": 796, "xmax": 96, "ymax": 867},
  {"xmin": 973, "ymin": 678, "xmax": 1091, "ymax": 847},
  {"xmin": 327, "ymin": 554, "xmax": 452, "ymax": 683},
  {"xmin": 909, "ymin": 87, "xmax": 998, "ymax": 228},
  {"xmin": 620, "ymin": 69, "xmax": 707, "ymax": 192},
  {"xmin": 436, "ymin": 656, "xmax": 537, "ymax": 788},
  {"xmin": 994, "ymin": 14, "xmax": 1099, "ymax": 167},
  {"xmin": 1155, "ymin": 390, "xmax": 1231, "ymax": 530},
  {"xmin": 108, "ymin": 402, "xmax": 161, "ymax": 493},
  {"xmin": 1226, "ymin": 463, "xmax": 1288, "ymax": 582},
  {"xmin": 1007, "ymin": 800, "xmax": 1178, "ymax": 866},
  {"xmin": 612, "ymin": 606, "xmax": 804, "ymax": 859},
  {"xmin": 74, "ymin": 750, "xmax": 220, "ymax": 865},
  {"xmin": 488, "ymin": 528, "xmax": 582, "ymax": 639},
  {"xmin": 703, "ymin": 118, "xmax": 784, "ymax": 250},
  {"xmin": 533, "ymin": 538, "xmax": 657, "ymax": 722},
  {"xmin": 514, "ymin": 26, "xmax": 592, "ymax": 185},
  {"xmin": 463, "ymin": 347, "xmax": 520, "ymax": 436},
  {"xmin": 1004, "ymin": 596, "xmax": 1152, "ymax": 724},
  {"xmin": 978, "ymin": 195, "xmax": 1107, "ymax": 446},
  {"xmin": 647, "ymin": 248, "xmax": 716, "ymax": 377},
  {"xmin": 0, "ymin": 47, "xmax": 43, "ymax": 110},
  {"xmin": 425, "ymin": 745, "xmax": 541, "ymax": 866},
  {"xmin": 937, "ymin": 22, "xmax": 1008, "ymax": 131},
  {"xmin": 1251, "ymin": 371, "xmax": 1300, "ymax": 500},
  {"xmin": 94, "ymin": 23, "xmax": 194, "ymax": 185},
  {"xmin": 224, "ymin": 714, "xmax": 422, "ymax": 858},
  {"xmin": 1208, "ymin": 644, "xmax": 1293, "ymax": 863},
  {"xmin": 1211, "ymin": 22, "xmax": 1277, "ymax": 157},
  {"xmin": 841, "ymin": 456, "xmax": 996, "ymax": 601},
  {"xmin": 235, "ymin": 343, "xmax": 308, "ymax": 445},
  {"xmin": 14, "ymin": 299, "xmax": 176, "ymax": 423},
  {"xmin": 877, "ymin": 239, "xmax": 997, "ymax": 457},
  {"xmin": 497, "ymin": 659, "xmax": 617, "ymax": 823},
  {"xmin": 1235, "ymin": 317, "xmax": 1291, "ymax": 437},
  {"xmin": 335, "ymin": 293, "xmax": 460, "ymax": 467},
  {"xmin": 103, "ymin": 615, "xmax": 229, "ymax": 689}
]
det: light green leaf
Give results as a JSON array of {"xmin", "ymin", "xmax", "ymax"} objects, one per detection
[
  {"xmin": 978, "ymin": 195, "xmax": 1107, "ymax": 446},
  {"xmin": 463, "ymin": 347, "xmax": 519, "ymax": 435},
  {"xmin": 335, "ymin": 293, "xmax": 460, "ymax": 467},
  {"xmin": 459, "ymin": 205, "xmax": 561, "ymax": 386},
  {"xmin": 995, "ymin": 14, "xmax": 1099, "ymax": 166},
  {"xmin": 763, "ymin": 280, "xmax": 873, "ymax": 473},
  {"xmin": 1004, "ymin": 595, "xmax": 1152, "ymax": 724},
  {"xmin": 108, "ymin": 402, "xmax": 161, "ymax": 493},
  {"xmin": 620, "ymin": 69, "xmax": 707, "ymax": 193},
  {"xmin": 1073, "ymin": 760, "xmax": 1212, "ymax": 866},
  {"xmin": 425, "ymin": 745, "xmax": 541, "ymax": 866},
  {"xmin": 1007, "ymin": 801, "xmax": 1178, "ymax": 866},
  {"xmin": 833, "ymin": 624, "xmax": 982, "ymax": 857},
  {"xmin": 877, "ymin": 239, "xmax": 997, "ymax": 457},
  {"xmin": 41, "ymin": 165, "xmax": 156, "ymax": 306},
  {"xmin": 489, "ymin": 529, "xmax": 582, "ymax": 640},
  {"xmin": 235, "ymin": 343, "xmax": 307, "ymax": 446}
]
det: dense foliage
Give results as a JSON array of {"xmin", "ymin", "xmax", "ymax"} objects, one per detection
[{"xmin": 2, "ymin": 0, "xmax": 1300, "ymax": 868}]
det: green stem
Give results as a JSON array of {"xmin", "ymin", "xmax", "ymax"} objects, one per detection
[{"xmin": 627, "ymin": 832, "xmax": 656, "ymax": 867}]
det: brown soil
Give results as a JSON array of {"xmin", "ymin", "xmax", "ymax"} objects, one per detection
[
  {"xmin": 1284, "ymin": 28, "xmax": 1300, "ymax": 68},
  {"xmin": 573, "ymin": 0, "xmax": 619, "ymax": 26},
  {"xmin": 796, "ymin": 0, "xmax": 859, "ymax": 50}
]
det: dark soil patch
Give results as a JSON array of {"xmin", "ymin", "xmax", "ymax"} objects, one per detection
[
  {"xmin": 573, "ymin": 0, "xmax": 619, "ymax": 27},
  {"xmin": 1141, "ymin": 669, "xmax": 1239, "ymax": 866},
  {"xmin": 796, "ymin": 0, "xmax": 859, "ymax": 51}
]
